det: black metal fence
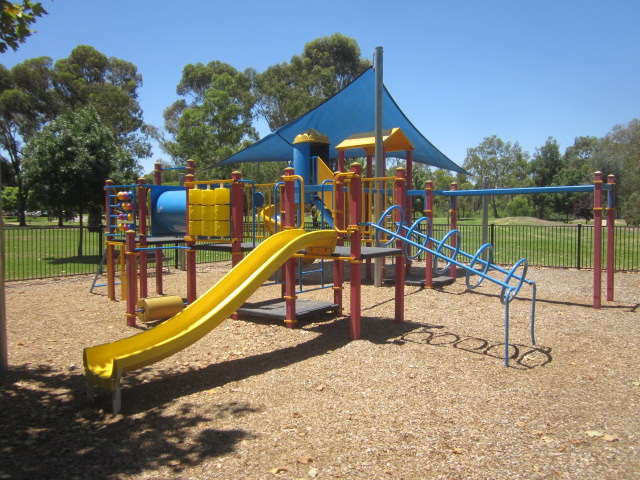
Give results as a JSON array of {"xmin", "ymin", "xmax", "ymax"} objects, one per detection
[{"xmin": 3, "ymin": 223, "xmax": 639, "ymax": 282}]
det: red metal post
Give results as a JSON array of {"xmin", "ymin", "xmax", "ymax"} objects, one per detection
[
  {"xmin": 185, "ymin": 173, "xmax": 197, "ymax": 304},
  {"xmin": 365, "ymin": 154, "xmax": 373, "ymax": 280},
  {"xmin": 606, "ymin": 174, "xmax": 616, "ymax": 302},
  {"xmin": 405, "ymin": 150, "xmax": 413, "ymax": 275},
  {"xmin": 186, "ymin": 158, "xmax": 196, "ymax": 177},
  {"xmin": 394, "ymin": 168, "xmax": 406, "ymax": 323},
  {"xmin": 333, "ymin": 172, "xmax": 345, "ymax": 315},
  {"xmin": 137, "ymin": 177, "xmax": 148, "ymax": 299},
  {"xmin": 449, "ymin": 183, "xmax": 458, "ymax": 278},
  {"xmin": 105, "ymin": 180, "xmax": 116, "ymax": 301},
  {"xmin": 283, "ymin": 168, "xmax": 297, "ymax": 328},
  {"xmin": 593, "ymin": 171, "xmax": 603, "ymax": 309},
  {"xmin": 125, "ymin": 229, "xmax": 138, "ymax": 326},
  {"xmin": 337, "ymin": 150, "xmax": 345, "ymax": 173},
  {"xmin": 425, "ymin": 180, "xmax": 434, "ymax": 288},
  {"xmin": 406, "ymin": 150, "xmax": 413, "ymax": 224},
  {"xmin": 349, "ymin": 163, "xmax": 362, "ymax": 339},
  {"xmin": 154, "ymin": 162, "xmax": 162, "ymax": 186},
  {"xmin": 231, "ymin": 171, "xmax": 244, "ymax": 268}
]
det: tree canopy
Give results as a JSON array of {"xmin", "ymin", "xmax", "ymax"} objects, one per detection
[
  {"xmin": 463, "ymin": 135, "xmax": 529, "ymax": 217},
  {"xmin": 0, "ymin": 0, "xmax": 46, "ymax": 53},
  {"xmin": 163, "ymin": 60, "xmax": 257, "ymax": 175},
  {"xmin": 23, "ymin": 106, "xmax": 126, "ymax": 249},
  {"xmin": 0, "ymin": 45, "xmax": 148, "ymax": 224},
  {"xmin": 253, "ymin": 33, "xmax": 371, "ymax": 131}
]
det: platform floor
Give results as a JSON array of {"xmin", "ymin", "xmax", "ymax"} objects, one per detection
[{"xmin": 237, "ymin": 298, "xmax": 339, "ymax": 321}]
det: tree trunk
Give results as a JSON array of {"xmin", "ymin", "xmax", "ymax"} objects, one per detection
[
  {"xmin": 490, "ymin": 196, "xmax": 500, "ymax": 218},
  {"xmin": 57, "ymin": 206, "xmax": 64, "ymax": 227}
]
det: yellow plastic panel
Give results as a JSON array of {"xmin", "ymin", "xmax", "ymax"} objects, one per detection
[
  {"xmin": 201, "ymin": 190, "xmax": 216, "ymax": 206},
  {"xmin": 213, "ymin": 187, "xmax": 230, "ymax": 205},
  {"xmin": 201, "ymin": 205, "xmax": 215, "ymax": 221},
  {"xmin": 213, "ymin": 205, "xmax": 230, "ymax": 221},
  {"xmin": 214, "ymin": 221, "xmax": 230, "ymax": 237},
  {"xmin": 189, "ymin": 205, "xmax": 203, "ymax": 221},
  {"xmin": 202, "ymin": 221, "xmax": 216, "ymax": 237},
  {"xmin": 189, "ymin": 221, "xmax": 202, "ymax": 236},
  {"xmin": 189, "ymin": 188, "xmax": 202, "ymax": 205}
]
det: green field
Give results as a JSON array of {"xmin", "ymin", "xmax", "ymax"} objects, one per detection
[{"xmin": 3, "ymin": 217, "xmax": 639, "ymax": 281}]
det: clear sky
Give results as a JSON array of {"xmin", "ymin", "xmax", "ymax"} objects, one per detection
[{"xmin": 3, "ymin": 0, "xmax": 639, "ymax": 174}]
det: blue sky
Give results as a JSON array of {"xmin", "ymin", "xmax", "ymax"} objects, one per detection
[{"xmin": 3, "ymin": 0, "xmax": 639, "ymax": 174}]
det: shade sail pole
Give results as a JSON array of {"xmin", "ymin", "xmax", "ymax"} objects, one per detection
[{"xmin": 374, "ymin": 46, "xmax": 384, "ymax": 287}]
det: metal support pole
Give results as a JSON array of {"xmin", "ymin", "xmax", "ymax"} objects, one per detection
[
  {"xmin": 231, "ymin": 171, "xmax": 244, "ymax": 268},
  {"xmin": 283, "ymin": 167, "xmax": 297, "ymax": 328},
  {"xmin": 185, "ymin": 173, "xmax": 197, "ymax": 304},
  {"xmin": 137, "ymin": 178, "xmax": 148, "ymax": 299},
  {"xmin": 374, "ymin": 46, "xmax": 384, "ymax": 287},
  {"xmin": 349, "ymin": 163, "xmax": 362, "ymax": 339},
  {"xmin": 606, "ymin": 174, "xmax": 616, "ymax": 302},
  {"xmin": 481, "ymin": 176, "xmax": 489, "ymax": 247},
  {"xmin": 394, "ymin": 168, "xmax": 406, "ymax": 323},
  {"xmin": 593, "ymin": 171, "xmax": 603, "ymax": 309},
  {"xmin": 125, "ymin": 230, "xmax": 138, "ymax": 327},
  {"xmin": 449, "ymin": 182, "xmax": 458, "ymax": 278},
  {"xmin": 333, "ymin": 172, "xmax": 345, "ymax": 315},
  {"xmin": 425, "ymin": 180, "xmax": 434, "ymax": 288}
]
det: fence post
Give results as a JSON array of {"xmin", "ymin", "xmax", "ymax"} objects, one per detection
[
  {"xmin": 576, "ymin": 223, "xmax": 582, "ymax": 270},
  {"xmin": 490, "ymin": 223, "xmax": 495, "ymax": 248}
]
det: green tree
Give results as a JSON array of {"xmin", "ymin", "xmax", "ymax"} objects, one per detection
[
  {"xmin": 53, "ymin": 45, "xmax": 150, "ymax": 171},
  {"xmin": 163, "ymin": 61, "xmax": 257, "ymax": 177},
  {"xmin": 591, "ymin": 119, "xmax": 640, "ymax": 225},
  {"xmin": 622, "ymin": 191, "xmax": 640, "ymax": 226},
  {"xmin": 463, "ymin": 136, "xmax": 529, "ymax": 217},
  {"xmin": 0, "ymin": 0, "xmax": 47, "ymax": 53},
  {"xmin": 23, "ymin": 106, "xmax": 126, "ymax": 254},
  {"xmin": 0, "ymin": 184, "xmax": 17, "ymax": 211},
  {"xmin": 563, "ymin": 136, "xmax": 599, "ymax": 175},
  {"xmin": 254, "ymin": 33, "xmax": 370, "ymax": 130},
  {"xmin": 0, "ymin": 57, "xmax": 57, "ymax": 225},
  {"xmin": 529, "ymin": 137, "xmax": 562, "ymax": 217}
]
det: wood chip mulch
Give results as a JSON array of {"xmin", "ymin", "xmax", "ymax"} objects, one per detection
[{"xmin": 1, "ymin": 262, "xmax": 639, "ymax": 480}]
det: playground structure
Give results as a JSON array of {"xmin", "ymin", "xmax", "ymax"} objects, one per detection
[{"xmin": 85, "ymin": 126, "xmax": 618, "ymax": 412}]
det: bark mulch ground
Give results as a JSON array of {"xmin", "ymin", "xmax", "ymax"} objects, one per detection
[{"xmin": 1, "ymin": 263, "xmax": 639, "ymax": 479}]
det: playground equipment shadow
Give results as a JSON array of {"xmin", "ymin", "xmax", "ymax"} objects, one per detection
[
  {"xmin": 101, "ymin": 316, "xmax": 427, "ymax": 415},
  {"xmin": 0, "ymin": 365, "xmax": 250, "ymax": 480}
]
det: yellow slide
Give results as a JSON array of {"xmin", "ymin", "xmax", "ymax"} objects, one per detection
[
  {"xmin": 316, "ymin": 156, "xmax": 334, "ymax": 208},
  {"xmin": 259, "ymin": 203, "xmax": 280, "ymax": 233},
  {"xmin": 83, "ymin": 229, "xmax": 337, "ymax": 412}
]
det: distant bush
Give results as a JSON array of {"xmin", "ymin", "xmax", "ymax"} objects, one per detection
[
  {"xmin": 506, "ymin": 195, "xmax": 534, "ymax": 217},
  {"xmin": 622, "ymin": 192, "xmax": 640, "ymax": 226}
]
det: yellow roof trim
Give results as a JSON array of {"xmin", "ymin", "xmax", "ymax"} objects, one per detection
[
  {"xmin": 293, "ymin": 128, "xmax": 330, "ymax": 145},
  {"xmin": 335, "ymin": 127, "xmax": 415, "ymax": 154}
]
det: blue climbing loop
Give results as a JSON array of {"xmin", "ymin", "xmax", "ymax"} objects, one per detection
[{"xmin": 369, "ymin": 206, "xmax": 538, "ymax": 367}]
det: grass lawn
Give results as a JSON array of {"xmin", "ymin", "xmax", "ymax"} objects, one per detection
[{"xmin": 3, "ymin": 215, "xmax": 639, "ymax": 281}]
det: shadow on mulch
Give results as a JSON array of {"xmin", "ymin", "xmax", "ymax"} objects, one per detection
[
  {"xmin": 122, "ymin": 316, "xmax": 426, "ymax": 414},
  {"xmin": 0, "ymin": 366, "xmax": 248, "ymax": 480},
  {"xmin": 398, "ymin": 323, "xmax": 553, "ymax": 370}
]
